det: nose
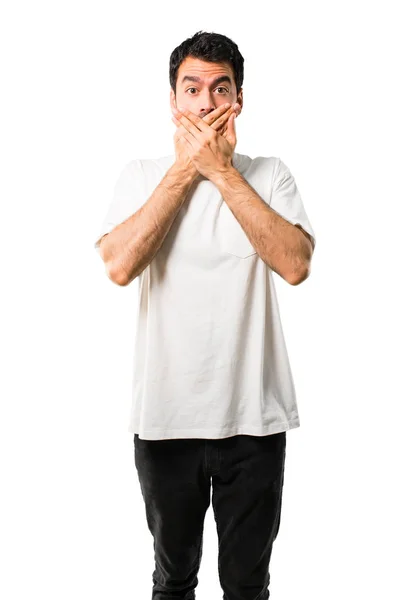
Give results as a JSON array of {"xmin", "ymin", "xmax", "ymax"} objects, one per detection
[{"xmin": 198, "ymin": 93, "xmax": 217, "ymax": 117}]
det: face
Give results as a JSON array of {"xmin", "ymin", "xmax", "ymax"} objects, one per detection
[{"xmin": 170, "ymin": 56, "xmax": 243, "ymax": 119}]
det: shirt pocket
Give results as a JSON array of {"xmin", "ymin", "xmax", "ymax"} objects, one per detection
[{"xmin": 219, "ymin": 201, "xmax": 257, "ymax": 259}]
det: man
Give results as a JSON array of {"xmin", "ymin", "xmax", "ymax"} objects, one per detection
[{"xmin": 94, "ymin": 30, "xmax": 316, "ymax": 600}]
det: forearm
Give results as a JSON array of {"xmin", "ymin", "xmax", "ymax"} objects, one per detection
[
  {"xmin": 102, "ymin": 163, "xmax": 198, "ymax": 285},
  {"xmin": 213, "ymin": 167, "xmax": 311, "ymax": 284},
  {"xmin": 212, "ymin": 167, "xmax": 311, "ymax": 284}
]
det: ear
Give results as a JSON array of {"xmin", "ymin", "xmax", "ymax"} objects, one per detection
[
  {"xmin": 236, "ymin": 89, "xmax": 244, "ymax": 116},
  {"xmin": 170, "ymin": 89, "xmax": 177, "ymax": 112}
]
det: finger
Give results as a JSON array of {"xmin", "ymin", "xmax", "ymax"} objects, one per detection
[
  {"xmin": 172, "ymin": 104, "xmax": 232, "ymax": 137},
  {"xmin": 172, "ymin": 118, "xmax": 191, "ymax": 142},
  {"xmin": 171, "ymin": 103, "xmax": 230, "ymax": 130},
  {"xmin": 210, "ymin": 106, "xmax": 236, "ymax": 130},
  {"xmin": 226, "ymin": 112, "xmax": 237, "ymax": 145},
  {"xmin": 173, "ymin": 114, "xmax": 204, "ymax": 140},
  {"xmin": 172, "ymin": 115, "xmax": 188, "ymax": 130},
  {"xmin": 178, "ymin": 128, "xmax": 197, "ymax": 151},
  {"xmin": 202, "ymin": 103, "xmax": 232, "ymax": 125},
  {"xmin": 174, "ymin": 107, "xmax": 215, "ymax": 137}
]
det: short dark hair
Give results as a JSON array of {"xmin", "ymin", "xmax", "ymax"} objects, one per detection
[{"xmin": 169, "ymin": 30, "xmax": 244, "ymax": 96}]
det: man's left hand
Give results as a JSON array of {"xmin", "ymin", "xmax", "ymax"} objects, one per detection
[{"xmin": 171, "ymin": 106, "xmax": 237, "ymax": 181}]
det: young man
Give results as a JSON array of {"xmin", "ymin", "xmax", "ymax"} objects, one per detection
[{"xmin": 95, "ymin": 30, "xmax": 316, "ymax": 600}]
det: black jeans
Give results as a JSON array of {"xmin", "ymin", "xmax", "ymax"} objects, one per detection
[{"xmin": 134, "ymin": 431, "xmax": 286, "ymax": 600}]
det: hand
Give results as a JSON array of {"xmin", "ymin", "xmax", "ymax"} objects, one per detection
[
  {"xmin": 171, "ymin": 104, "xmax": 238, "ymax": 181},
  {"xmin": 172, "ymin": 103, "xmax": 240, "ymax": 180},
  {"xmin": 212, "ymin": 103, "xmax": 241, "ymax": 139}
]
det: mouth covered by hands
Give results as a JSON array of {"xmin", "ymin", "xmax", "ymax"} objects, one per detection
[{"xmin": 171, "ymin": 103, "xmax": 240, "ymax": 181}]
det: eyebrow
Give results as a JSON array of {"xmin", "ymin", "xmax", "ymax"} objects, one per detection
[{"xmin": 180, "ymin": 75, "xmax": 233, "ymax": 87}]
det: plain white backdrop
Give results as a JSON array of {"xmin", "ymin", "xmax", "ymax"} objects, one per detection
[{"xmin": 1, "ymin": 1, "xmax": 399, "ymax": 598}]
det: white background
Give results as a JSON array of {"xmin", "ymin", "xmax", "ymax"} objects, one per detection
[{"xmin": 1, "ymin": 1, "xmax": 399, "ymax": 598}]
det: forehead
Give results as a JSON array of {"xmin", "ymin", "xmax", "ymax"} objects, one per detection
[{"xmin": 177, "ymin": 57, "xmax": 234, "ymax": 83}]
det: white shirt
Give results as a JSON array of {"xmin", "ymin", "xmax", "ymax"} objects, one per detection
[{"xmin": 94, "ymin": 152, "xmax": 316, "ymax": 440}]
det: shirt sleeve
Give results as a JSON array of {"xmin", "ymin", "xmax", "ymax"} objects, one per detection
[
  {"xmin": 94, "ymin": 159, "xmax": 145, "ymax": 254},
  {"xmin": 270, "ymin": 157, "xmax": 316, "ymax": 249}
]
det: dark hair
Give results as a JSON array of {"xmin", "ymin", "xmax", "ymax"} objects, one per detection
[{"xmin": 169, "ymin": 30, "xmax": 244, "ymax": 96}]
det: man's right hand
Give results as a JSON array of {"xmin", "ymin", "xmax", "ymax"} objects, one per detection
[{"xmin": 172, "ymin": 103, "xmax": 240, "ymax": 179}]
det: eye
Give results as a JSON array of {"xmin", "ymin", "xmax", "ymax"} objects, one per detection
[{"xmin": 185, "ymin": 87, "xmax": 230, "ymax": 95}]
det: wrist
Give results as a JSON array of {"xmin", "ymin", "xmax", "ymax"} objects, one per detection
[
  {"xmin": 171, "ymin": 161, "xmax": 198, "ymax": 185},
  {"xmin": 169, "ymin": 162, "xmax": 198, "ymax": 186},
  {"xmin": 210, "ymin": 163, "xmax": 237, "ymax": 188}
]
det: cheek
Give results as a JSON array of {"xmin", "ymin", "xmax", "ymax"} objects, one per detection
[{"xmin": 176, "ymin": 102, "xmax": 192, "ymax": 112}]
